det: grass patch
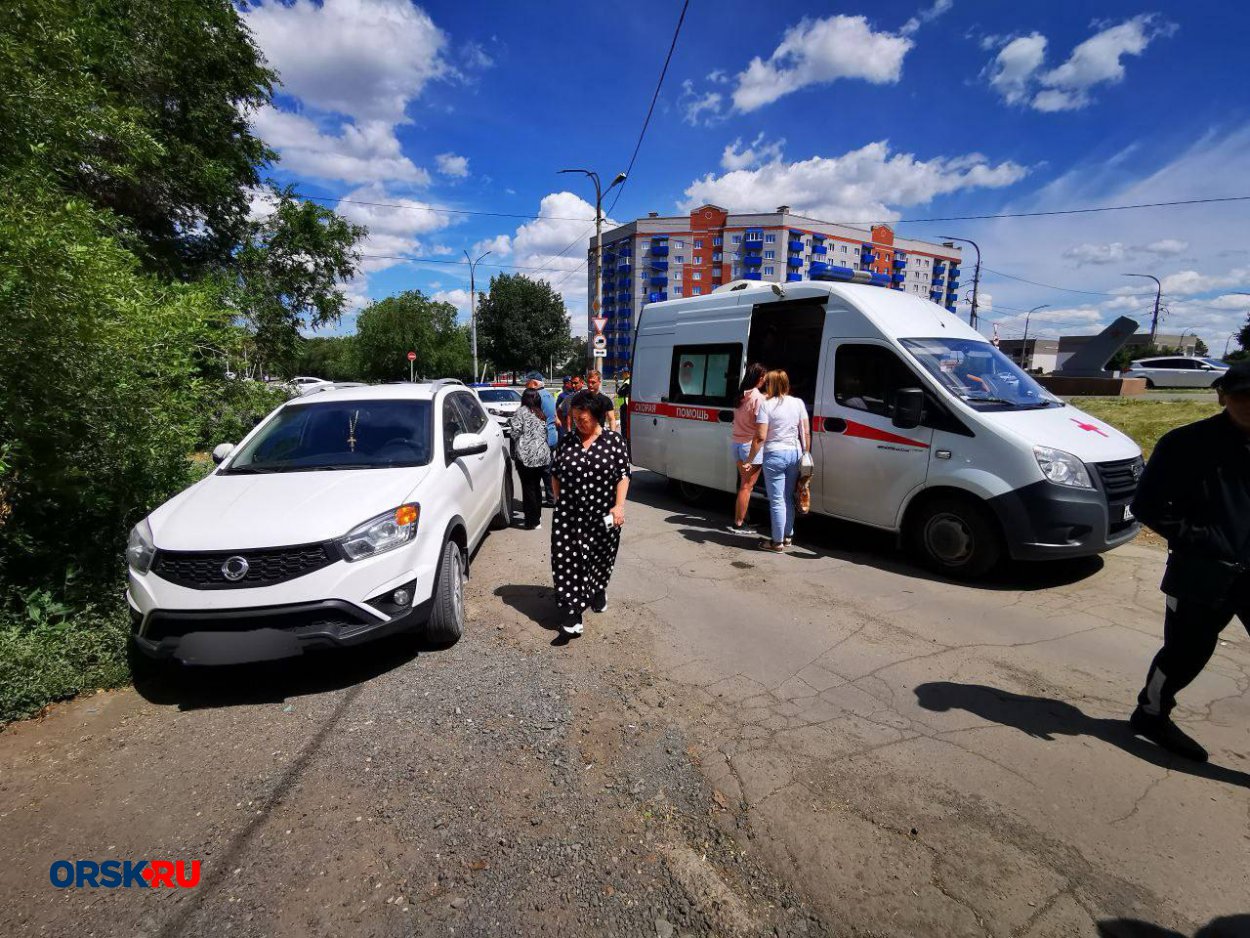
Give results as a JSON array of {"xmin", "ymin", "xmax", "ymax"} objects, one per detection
[
  {"xmin": 1071, "ymin": 397, "xmax": 1222, "ymax": 459},
  {"xmin": 0, "ymin": 597, "xmax": 132, "ymax": 726}
]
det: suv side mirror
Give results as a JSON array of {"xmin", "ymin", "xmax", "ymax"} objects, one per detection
[
  {"xmin": 893, "ymin": 388, "xmax": 925, "ymax": 430},
  {"xmin": 211, "ymin": 442, "xmax": 235, "ymax": 464},
  {"xmin": 450, "ymin": 432, "xmax": 488, "ymax": 458}
]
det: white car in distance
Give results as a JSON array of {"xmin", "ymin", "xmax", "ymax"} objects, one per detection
[
  {"xmin": 472, "ymin": 386, "xmax": 522, "ymax": 434},
  {"xmin": 125, "ymin": 381, "xmax": 513, "ymax": 668},
  {"xmin": 1124, "ymin": 356, "xmax": 1228, "ymax": 388}
]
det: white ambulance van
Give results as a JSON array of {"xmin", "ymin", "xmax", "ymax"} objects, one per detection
[{"xmin": 627, "ymin": 277, "xmax": 1144, "ymax": 577}]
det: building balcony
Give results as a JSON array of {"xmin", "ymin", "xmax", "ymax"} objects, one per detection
[
  {"xmin": 651, "ymin": 244, "xmax": 669, "ymax": 257},
  {"xmin": 786, "ymin": 272, "xmax": 802, "ymax": 282},
  {"xmin": 616, "ymin": 261, "xmax": 631, "ymax": 271},
  {"xmin": 649, "ymin": 275, "xmax": 667, "ymax": 286},
  {"xmin": 742, "ymin": 255, "xmax": 762, "ymax": 267},
  {"xmin": 788, "ymin": 240, "xmax": 804, "ymax": 253},
  {"xmin": 861, "ymin": 252, "xmax": 876, "ymax": 265},
  {"xmin": 811, "ymin": 245, "xmax": 827, "ymax": 256},
  {"xmin": 891, "ymin": 272, "xmax": 905, "ymax": 283},
  {"xmin": 931, "ymin": 275, "xmax": 945, "ymax": 286},
  {"xmin": 787, "ymin": 256, "xmax": 803, "ymax": 268},
  {"xmin": 948, "ymin": 280, "xmax": 960, "ymax": 291},
  {"xmin": 948, "ymin": 266, "xmax": 960, "ymax": 278},
  {"xmin": 893, "ymin": 258, "xmax": 907, "ymax": 269},
  {"xmin": 945, "ymin": 304, "xmax": 957, "ymax": 314},
  {"xmin": 650, "ymin": 259, "xmax": 668, "ymax": 272}
]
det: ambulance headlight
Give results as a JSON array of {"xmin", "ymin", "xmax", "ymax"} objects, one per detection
[{"xmin": 1033, "ymin": 446, "xmax": 1092, "ymax": 489}]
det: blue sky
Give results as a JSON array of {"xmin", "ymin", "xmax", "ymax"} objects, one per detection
[{"xmin": 241, "ymin": 0, "xmax": 1250, "ymax": 354}]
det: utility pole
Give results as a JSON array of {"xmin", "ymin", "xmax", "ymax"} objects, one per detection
[
  {"xmin": 463, "ymin": 250, "xmax": 491, "ymax": 379},
  {"xmin": 1020, "ymin": 304, "xmax": 1048, "ymax": 369},
  {"xmin": 1124, "ymin": 273, "xmax": 1162, "ymax": 343},
  {"xmin": 940, "ymin": 236, "xmax": 981, "ymax": 329},
  {"xmin": 559, "ymin": 168, "xmax": 627, "ymax": 373}
]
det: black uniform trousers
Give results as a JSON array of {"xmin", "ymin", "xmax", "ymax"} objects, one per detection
[
  {"xmin": 1138, "ymin": 574, "xmax": 1250, "ymax": 717},
  {"xmin": 516, "ymin": 464, "xmax": 546, "ymax": 528}
]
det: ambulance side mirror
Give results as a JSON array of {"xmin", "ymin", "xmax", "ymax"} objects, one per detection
[{"xmin": 893, "ymin": 388, "xmax": 925, "ymax": 430}]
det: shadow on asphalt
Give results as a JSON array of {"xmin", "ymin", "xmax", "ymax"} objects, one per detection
[
  {"xmin": 626, "ymin": 469, "xmax": 1106, "ymax": 592},
  {"xmin": 132, "ymin": 633, "xmax": 425, "ymax": 711},
  {"xmin": 493, "ymin": 584, "xmax": 562, "ymax": 633},
  {"xmin": 1097, "ymin": 915, "xmax": 1250, "ymax": 937},
  {"xmin": 914, "ymin": 681, "xmax": 1250, "ymax": 790}
]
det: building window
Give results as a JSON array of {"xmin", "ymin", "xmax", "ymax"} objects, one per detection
[
  {"xmin": 674, "ymin": 240, "xmax": 684, "ymax": 248},
  {"xmin": 712, "ymin": 237, "xmax": 723, "ymax": 246},
  {"xmin": 673, "ymin": 286, "xmax": 683, "ymax": 296},
  {"xmin": 764, "ymin": 234, "xmax": 776, "ymax": 243},
  {"xmin": 712, "ymin": 252, "xmax": 722, "ymax": 262},
  {"xmin": 675, "ymin": 255, "xmax": 684, "ymax": 263},
  {"xmin": 763, "ymin": 266, "xmax": 774, "ymax": 276},
  {"xmin": 694, "ymin": 239, "xmax": 703, "ymax": 249},
  {"xmin": 841, "ymin": 245, "xmax": 848, "ymax": 253},
  {"xmin": 693, "ymin": 254, "xmax": 702, "ymax": 264},
  {"xmin": 732, "ymin": 266, "xmax": 741, "ymax": 277},
  {"xmin": 691, "ymin": 287, "xmax": 701, "ymax": 295},
  {"xmin": 692, "ymin": 271, "xmax": 702, "ymax": 281},
  {"xmin": 764, "ymin": 251, "xmax": 775, "ymax": 259},
  {"xmin": 731, "ymin": 235, "xmax": 741, "ymax": 244}
]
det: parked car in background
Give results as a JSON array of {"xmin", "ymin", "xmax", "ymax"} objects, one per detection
[
  {"xmin": 1123, "ymin": 356, "xmax": 1228, "ymax": 388},
  {"xmin": 126, "ymin": 380, "xmax": 512, "ymax": 669},
  {"xmin": 472, "ymin": 386, "xmax": 522, "ymax": 434}
]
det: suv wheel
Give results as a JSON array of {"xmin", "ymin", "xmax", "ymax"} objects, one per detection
[
  {"xmin": 907, "ymin": 495, "xmax": 1002, "ymax": 579},
  {"xmin": 426, "ymin": 539, "xmax": 465, "ymax": 646},
  {"xmin": 491, "ymin": 463, "xmax": 513, "ymax": 530}
]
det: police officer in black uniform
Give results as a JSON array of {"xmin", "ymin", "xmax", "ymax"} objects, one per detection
[{"xmin": 1129, "ymin": 360, "xmax": 1250, "ymax": 762}]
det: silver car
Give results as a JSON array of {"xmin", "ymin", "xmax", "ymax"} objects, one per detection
[{"xmin": 1125, "ymin": 356, "xmax": 1228, "ymax": 389}]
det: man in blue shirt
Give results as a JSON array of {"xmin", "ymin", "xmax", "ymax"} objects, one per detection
[{"xmin": 526, "ymin": 375, "xmax": 559, "ymax": 506}]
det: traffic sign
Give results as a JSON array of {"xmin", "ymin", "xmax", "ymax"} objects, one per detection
[
  {"xmin": 406, "ymin": 351, "xmax": 416, "ymax": 362},
  {"xmin": 592, "ymin": 317, "xmax": 608, "ymax": 334},
  {"xmin": 592, "ymin": 334, "xmax": 607, "ymax": 350},
  {"xmin": 592, "ymin": 348, "xmax": 607, "ymax": 358}
]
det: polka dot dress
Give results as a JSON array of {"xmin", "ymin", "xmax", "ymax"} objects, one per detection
[{"xmin": 550, "ymin": 430, "xmax": 631, "ymax": 616}]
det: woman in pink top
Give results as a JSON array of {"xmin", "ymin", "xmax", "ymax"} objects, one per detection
[{"xmin": 728, "ymin": 363, "xmax": 767, "ymax": 534}]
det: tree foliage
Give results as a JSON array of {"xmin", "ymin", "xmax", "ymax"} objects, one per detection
[
  {"xmin": 477, "ymin": 275, "xmax": 573, "ymax": 376},
  {"xmin": 355, "ymin": 292, "xmax": 472, "ymax": 382},
  {"xmin": 296, "ymin": 337, "xmax": 361, "ymax": 383},
  {"xmin": 1238, "ymin": 313, "xmax": 1250, "ymax": 357}
]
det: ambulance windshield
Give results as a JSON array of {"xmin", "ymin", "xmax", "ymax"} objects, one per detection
[{"xmin": 901, "ymin": 338, "xmax": 1062, "ymax": 410}]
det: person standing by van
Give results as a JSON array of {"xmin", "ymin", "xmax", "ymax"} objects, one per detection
[
  {"xmin": 728, "ymin": 363, "xmax": 767, "ymax": 535},
  {"xmin": 1128, "ymin": 361, "xmax": 1250, "ymax": 762},
  {"xmin": 585, "ymin": 370, "xmax": 618, "ymax": 432},
  {"xmin": 744, "ymin": 370, "xmax": 810, "ymax": 552},
  {"xmin": 526, "ymin": 375, "xmax": 559, "ymax": 506},
  {"xmin": 509, "ymin": 388, "xmax": 553, "ymax": 530}
]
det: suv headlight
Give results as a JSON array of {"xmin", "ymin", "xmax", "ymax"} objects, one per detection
[
  {"xmin": 337, "ymin": 504, "xmax": 420, "ymax": 561},
  {"xmin": 1033, "ymin": 446, "xmax": 1092, "ymax": 489},
  {"xmin": 126, "ymin": 520, "xmax": 156, "ymax": 574}
]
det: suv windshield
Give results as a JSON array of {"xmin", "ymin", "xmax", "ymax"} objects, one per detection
[
  {"xmin": 223, "ymin": 400, "xmax": 432, "ymax": 473},
  {"xmin": 476, "ymin": 389, "xmax": 521, "ymax": 403},
  {"xmin": 901, "ymin": 338, "xmax": 1062, "ymax": 410}
]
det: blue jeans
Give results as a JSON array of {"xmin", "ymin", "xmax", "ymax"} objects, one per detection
[{"xmin": 762, "ymin": 448, "xmax": 801, "ymax": 544}]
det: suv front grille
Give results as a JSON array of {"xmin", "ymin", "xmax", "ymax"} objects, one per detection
[
  {"xmin": 150, "ymin": 542, "xmax": 338, "ymax": 590},
  {"xmin": 1094, "ymin": 457, "xmax": 1144, "ymax": 502}
]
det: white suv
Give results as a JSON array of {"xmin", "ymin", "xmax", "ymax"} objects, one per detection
[
  {"xmin": 125, "ymin": 381, "xmax": 512, "ymax": 667},
  {"xmin": 1124, "ymin": 356, "xmax": 1227, "ymax": 388}
]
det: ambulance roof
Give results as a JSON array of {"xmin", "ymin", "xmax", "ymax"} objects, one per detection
[{"xmin": 641, "ymin": 280, "xmax": 987, "ymax": 344}]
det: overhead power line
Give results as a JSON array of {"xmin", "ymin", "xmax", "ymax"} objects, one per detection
[
  {"xmin": 883, "ymin": 194, "xmax": 1250, "ymax": 226},
  {"xmin": 980, "ymin": 266, "xmax": 1153, "ymax": 298}
]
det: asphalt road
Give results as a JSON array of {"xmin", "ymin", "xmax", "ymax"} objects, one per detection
[{"xmin": 1, "ymin": 466, "xmax": 1247, "ymax": 937}]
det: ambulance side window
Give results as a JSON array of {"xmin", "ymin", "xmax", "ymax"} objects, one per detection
[
  {"xmin": 670, "ymin": 344, "xmax": 742, "ymax": 406},
  {"xmin": 834, "ymin": 345, "xmax": 920, "ymax": 418}
]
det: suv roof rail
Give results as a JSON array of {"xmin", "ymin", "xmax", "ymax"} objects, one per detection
[{"xmin": 428, "ymin": 378, "xmax": 466, "ymax": 388}]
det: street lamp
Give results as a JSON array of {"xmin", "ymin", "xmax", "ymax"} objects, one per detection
[
  {"xmin": 1020, "ymin": 304, "xmax": 1048, "ymax": 370},
  {"xmin": 559, "ymin": 168, "xmax": 627, "ymax": 371},
  {"xmin": 464, "ymin": 249, "xmax": 491, "ymax": 380},
  {"xmin": 1224, "ymin": 333, "xmax": 1239, "ymax": 358},
  {"xmin": 939, "ymin": 235, "xmax": 982, "ymax": 328},
  {"xmin": 1123, "ymin": 273, "xmax": 1162, "ymax": 342}
]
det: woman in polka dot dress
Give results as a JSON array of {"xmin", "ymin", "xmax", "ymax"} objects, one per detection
[{"xmin": 550, "ymin": 390, "xmax": 631, "ymax": 639}]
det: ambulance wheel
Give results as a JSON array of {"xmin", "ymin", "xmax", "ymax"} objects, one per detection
[{"xmin": 907, "ymin": 495, "xmax": 1002, "ymax": 579}]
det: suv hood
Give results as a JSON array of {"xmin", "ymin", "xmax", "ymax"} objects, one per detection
[
  {"xmin": 976, "ymin": 404, "xmax": 1140, "ymax": 463},
  {"xmin": 148, "ymin": 467, "xmax": 429, "ymax": 551}
]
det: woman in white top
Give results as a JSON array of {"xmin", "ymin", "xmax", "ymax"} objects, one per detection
[{"xmin": 744, "ymin": 370, "xmax": 811, "ymax": 552}]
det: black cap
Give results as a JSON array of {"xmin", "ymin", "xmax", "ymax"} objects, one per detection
[{"xmin": 1213, "ymin": 361, "xmax": 1250, "ymax": 394}]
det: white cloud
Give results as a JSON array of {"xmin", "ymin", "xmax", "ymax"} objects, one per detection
[
  {"xmin": 1142, "ymin": 238, "xmax": 1188, "ymax": 257},
  {"xmin": 243, "ymin": 0, "xmax": 448, "ymax": 124},
  {"xmin": 472, "ymin": 234, "xmax": 513, "ymax": 257},
  {"xmin": 334, "ymin": 183, "xmax": 455, "ymax": 274},
  {"xmin": 732, "ymin": 15, "xmax": 913, "ymax": 112},
  {"xmin": 1062, "ymin": 242, "xmax": 1130, "ymax": 266},
  {"xmin": 252, "ymin": 107, "xmax": 430, "ymax": 185},
  {"xmin": 681, "ymin": 141, "xmax": 1028, "ymax": 222},
  {"xmin": 432, "ymin": 288, "xmax": 473, "ymax": 320},
  {"xmin": 720, "ymin": 134, "xmax": 787, "ymax": 171},
  {"xmin": 1156, "ymin": 268, "xmax": 1250, "ymax": 296},
  {"xmin": 436, "ymin": 152, "xmax": 469, "ymax": 178},
  {"xmin": 899, "ymin": 0, "xmax": 953, "ymax": 37},
  {"xmin": 679, "ymin": 80, "xmax": 725, "ymax": 126},
  {"xmin": 984, "ymin": 16, "xmax": 1176, "ymax": 113},
  {"xmin": 428, "ymin": 244, "xmax": 455, "ymax": 256},
  {"xmin": 986, "ymin": 34, "xmax": 1046, "ymax": 106}
]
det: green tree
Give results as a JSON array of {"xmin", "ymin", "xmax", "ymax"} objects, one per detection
[
  {"xmin": 555, "ymin": 336, "xmax": 588, "ymax": 376},
  {"xmin": 296, "ymin": 336, "xmax": 360, "ymax": 382},
  {"xmin": 2, "ymin": 0, "xmax": 277, "ymax": 280},
  {"xmin": 229, "ymin": 188, "xmax": 365, "ymax": 375},
  {"xmin": 476, "ymin": 275, "xmax": 572, "ymax": 377},
  {"xmin": 355, "ymin": 292, "xmax": 472, "ymax": 382},
  {"xmin": 1238, "ymin": 313, "xmax": 1250, "ymax": 356}
]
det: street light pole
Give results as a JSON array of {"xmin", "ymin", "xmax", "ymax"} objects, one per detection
[
  {"xmin": 940, "ymin": 235, "xmax": 982, "ymax": 329},
  {"xmin": 1020, "ymin": 304, "xmax": 1048, "ymax": 370},
  {"xmin": 1124, "ymin": 273, "xmax": 1162, "ymax": 343},
  {"xmin": 1224, "ymin": 333, "xmax": 1238, "ymax": 358},
  {"xmin": 464, "ymin": 249, "xmax": 491, "ymax": 380},
  {"xmin": 559, "ymin": 168, "xmax": 627, "ymax": 373}
]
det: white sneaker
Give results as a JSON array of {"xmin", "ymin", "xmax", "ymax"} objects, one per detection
[{"xmin": 560, "ymin": 615, "xmax": 583, "ymax": 637}]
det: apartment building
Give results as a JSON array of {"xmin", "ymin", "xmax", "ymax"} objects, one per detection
[{"xmin": 589, "ymin": 204, "xmax": 963, "ymax": 375}]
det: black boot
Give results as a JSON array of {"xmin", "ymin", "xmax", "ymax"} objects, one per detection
[{"xmin": 1130, "ymin": 707, "xmax": 1208, "ymax": 762}]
